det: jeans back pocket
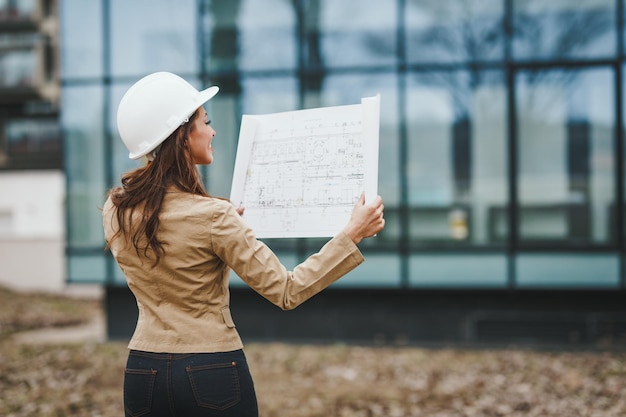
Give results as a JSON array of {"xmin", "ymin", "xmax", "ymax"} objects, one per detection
[
  {"xmin": 186, "ymin": 361, "xmax": 241, "ymax": 410},
  {"xmin": 124, "ymin": 368, "xmax": 157, "ymax": 417}
]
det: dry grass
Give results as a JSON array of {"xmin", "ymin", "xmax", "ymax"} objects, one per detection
[
  {"xmin": 0, "ymin": 286, "xmax": 99, "ymax": 338},
  {"xmin": 248, "ymin": 344, "xmax": 626, "ymax": 417},
  {"xmin": 0, "ymin": 341, "xmax": 126, "ymax": 417},
  {"xmin": 1, "ymin": 286, "xmax": 626, "ymax": 417}
]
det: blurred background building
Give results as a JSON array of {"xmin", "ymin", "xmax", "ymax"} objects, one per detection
[
  {"xmin": 4, "ymin": 0, "xmax": 626, "ymax": 347},
  {"xmin": 0, "ymin": 0, "xmax": 64, "ymax": 292}
]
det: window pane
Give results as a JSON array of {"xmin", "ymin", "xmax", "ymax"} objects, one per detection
[
  {"xmin": 406, "ymin": 0, "xmax": 504, "ymax": 64},
  {"xmin": 109, "ymin": 83, "xmax": 142, "ymax": 182},
  {"xmin": 204, "ymin": 0, "xmax": 296, "ymax": 72},
  {"xmin": 203, "ymin": 76, "xmax": 298, "ymax": 199},
  {"xmin": 62, "ymin": 85, "xmax": 106, "ymax": 248},
  {"xmin": 206, "ymin": 76, "xmax": 292, "ymax": 199},
  {"xmin": 0, "ymin": 48, "xmax": 36, "ymax": 87},
  {"xmin": 240, "ymin": 76, "xmax": 298, "ymax": 115},
  {"xmin": 60, "ymin": 0, "xmax": 103, "ymax": 78},
  {"xmin": 67, "ymin": 255, "xmax": 107, "ymax": 283},
  {"xmin": 619, "ymin": 2, "xmax": 626, "ymax": 56},
  {"xmin": 516, "ymin": 68, "xmax": 615, "ymax": 245},
  {"xmin": 0, "ymin": 0, "xmax": 36, "ymax": 20},
  {"xmin": 110, "ymin": 0, "xmax": 197, "ymax": 77},
  {"xmin": 302, "ymin": 72, "xmax": 400, "ymax": 248},
  {"xmin": 333, "ymin": 254, "xmax": 402, "ymax": 287},
  {"xmin": 305, "ymin": 0, "xmax": 397, "ymax": 68},
  {"xmin": 409, "ymin": 254, "xmax": 507, "ymax": 287},
  {"xmin": 516, "ymin": 254, "xmax": 619, "ymax": 288},
  {"xmin": 513, "ymin": 0, "xmax": 616, "ymax": 60},
  {"xmin": 407, "ymin": 70, "xmax": 508, "ymax": 246},
  {"xmin": 6, "ymin": 118, "xmax": 61, "ymax": 155},
  {"xmin": 304, "ymin": 73, "xmax": 399, "ymax": 203}
]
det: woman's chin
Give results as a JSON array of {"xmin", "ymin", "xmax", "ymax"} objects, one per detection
[{"xmin": 193, "ymin": 155, "xmax": 213, "ymax": 165}]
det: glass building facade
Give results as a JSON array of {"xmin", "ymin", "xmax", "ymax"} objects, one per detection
[{"xmin": 62, "ymin": 0, "xmax": 626, "ymax": 291}]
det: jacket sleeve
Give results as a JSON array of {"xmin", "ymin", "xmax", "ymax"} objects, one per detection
[{"xmin": 210, "ymin": 204, "xmax": 364, "ymax": 310}]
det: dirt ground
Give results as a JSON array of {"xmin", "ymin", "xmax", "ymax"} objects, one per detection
[{"xmin": 1, "ymin": 287, "xmax": 625, "ymax": 417}]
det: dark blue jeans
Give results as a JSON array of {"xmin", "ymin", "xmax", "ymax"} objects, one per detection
[{"xmin": 124, "ymin": 349, "xmax": 258, "ymax": 417}]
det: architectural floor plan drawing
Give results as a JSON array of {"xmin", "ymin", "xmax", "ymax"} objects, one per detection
[{"xmin": 230, "ymin": 95, "xmax": 380, "ymax": 238}]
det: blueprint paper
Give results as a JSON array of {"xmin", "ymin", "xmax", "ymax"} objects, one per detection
[{"xmin": 230, "ymin": 95, "xmax": 380, "ymax": 238}]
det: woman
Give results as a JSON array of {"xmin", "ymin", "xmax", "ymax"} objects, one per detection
[{"xmin": 103, "ymin": 72, "xmax": 385, "ymax": 417}]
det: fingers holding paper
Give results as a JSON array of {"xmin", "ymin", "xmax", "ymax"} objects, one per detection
[{"xmin": 342, "ymin": 193, "xmax": 385, "ymax": 245}]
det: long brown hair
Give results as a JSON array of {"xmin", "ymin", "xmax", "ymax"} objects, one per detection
[{"xmin": 106, "ymin": 108, "xmax": 208, "ymax": 265}]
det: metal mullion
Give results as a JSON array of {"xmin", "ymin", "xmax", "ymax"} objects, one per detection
[
  {"xmin": 397, "ymin": 0, "xmax": 410, "ymax": 288},
  {"xmin": 505, "ymin": 0, "xmax": 517, "ymax": 290},
  {"xmin": 294, "ymin": 0, "xmax": 305, "ymax": 107},
  {"xmin": 197, "ymin": 0, "xmax": 210, "ymax": 186},
  {"xmin": 511, "ymin": 59, "xmax": 619, "ymax": 71},
  {"xmin": 616, "ymin": 0, "xmax": 625, "ymax": 289},
  {"xmin": 294, "ymin": 0, "xmax": 308, "ymax": 263},
  {"xmin": 102, "ymin": 0, "xmax": 116, "ymax": 286}
]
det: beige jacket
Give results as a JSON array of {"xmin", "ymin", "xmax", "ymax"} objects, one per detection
[{"xmin": 102, "ymin": 188, "xmax": 364, "ymax": 353}]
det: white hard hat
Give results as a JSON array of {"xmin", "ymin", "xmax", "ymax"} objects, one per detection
[{"xmin": 117, "ymin": 72, "xmax": 219, "ymax": 160}]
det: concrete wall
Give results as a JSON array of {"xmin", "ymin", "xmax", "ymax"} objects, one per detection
[
  {"xmin": 0, "ymin": 171, "xmax": 69, "ymax": 292},
  {"xmin": 0, "ymin": 237, "xmax": 65, "ymax": 292},
  {"xmin": 0, "ymin": 171, "xmax": 64, "ymax": 238}
]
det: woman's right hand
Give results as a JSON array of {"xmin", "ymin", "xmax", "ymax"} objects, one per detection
[{"xmin": 342, "ymin": 193, "xmax": 385, "ymax": 244}]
